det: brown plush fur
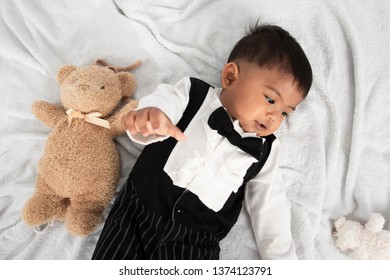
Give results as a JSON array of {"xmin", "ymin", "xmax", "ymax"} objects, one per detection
[{"xmin": 22, "ymin": 64, "xmax": 138, "ymax": 236}]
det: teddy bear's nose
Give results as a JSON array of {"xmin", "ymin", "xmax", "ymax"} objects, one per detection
[{"xmin": 78, "ymin": 84, "xmax": 90, "ymax": 91}]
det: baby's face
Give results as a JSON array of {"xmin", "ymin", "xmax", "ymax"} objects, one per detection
[{"xmin": 220, "ymin": 62, "xmax": 304, "ymax": 137}]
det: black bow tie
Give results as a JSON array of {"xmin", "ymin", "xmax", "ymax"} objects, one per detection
[{"xmin": 208, "ymin": 107, "xmax": 264, "ymax": 161}]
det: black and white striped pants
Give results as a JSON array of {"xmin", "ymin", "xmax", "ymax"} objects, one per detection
[{"xmin": 92, "ymin": 181, "xmax": 221, "ymax": 260}]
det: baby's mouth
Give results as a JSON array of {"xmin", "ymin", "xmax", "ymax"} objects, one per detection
[{"xmin": 255, "ymin": 120, "xmax": 267, "ymax": 130}]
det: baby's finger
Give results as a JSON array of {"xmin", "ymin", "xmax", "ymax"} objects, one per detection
[
  {"xmin": 148, "ymin": 109, "xmax": 183, "ymax": 140},
  {"xmin": 134, "ymin": 109, "xmax": 152, "ymax": 135},
  {"xmin": 122, "ymin": 111, "xmax": 137, "ymax": 134},
  {"xmin": 166, "ymin": 123, "xmax": 187, "ymax": 142},
  {"xmin": 148, "ymin": 108, "xmax": 166, "ymax": 131}
]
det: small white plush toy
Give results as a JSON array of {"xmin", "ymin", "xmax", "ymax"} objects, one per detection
[{"xmin": 333, "ymin": 213, "xmax": 390, "ymax": 260}]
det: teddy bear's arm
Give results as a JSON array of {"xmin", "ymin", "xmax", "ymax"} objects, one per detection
[
  {"xmin": 32, "ymin": 100, "xmax": 65, "ymax": 128},
  {"xmin": 108, "ymin": 99, "xmax": 138, "ymax": 137}
]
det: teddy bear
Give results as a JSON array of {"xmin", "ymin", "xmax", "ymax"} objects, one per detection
[
  {"xmin": 333, "ymin": 213, "xmax": 390, "ymax": 259},
  {"xmin": 22, "ymin": 60, "xmax": 140, "ymax": 236}
]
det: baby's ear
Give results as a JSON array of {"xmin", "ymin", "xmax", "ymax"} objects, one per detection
[
  {"xmin": 57, "ymin": 65, "xmax": 77, "ymax": 85},
  {"xmin": 117, "ymin": 72, "xmax": 137, "ymax": 97},
  {"xmin": 221, "ymin": 62, "xmax": 239, "ymax": 89}
]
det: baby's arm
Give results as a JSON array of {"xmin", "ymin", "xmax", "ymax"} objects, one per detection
[
  {"xmin": 122, "ymin": 107, "xmax": 186, "ymax": 142},
  {"xmin": 122, "ymin": 77, "xmax": 192, "ymax": 144},
  {"xmin": 244, "ymin": 139, "xmax": 298, "ymax": 260}
]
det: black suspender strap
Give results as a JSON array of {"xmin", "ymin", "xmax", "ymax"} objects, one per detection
[{"xmin": 176, "ymin": 77, "xmax": 213, "ymax": 132}]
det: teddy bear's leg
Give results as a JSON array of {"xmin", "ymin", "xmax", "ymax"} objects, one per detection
[
  {"xmin": 22, "ymin": 174, "xmax": 69, "ymax": 226},
  {"xmin": 65, "ymin": 196, "xmax": 107, "ymax": 236},
  {"xmin": 352, "ymin": 247, "xmax": 369, "ymax": 260}
]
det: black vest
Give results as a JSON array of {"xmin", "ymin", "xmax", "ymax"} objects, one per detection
[{"xmin": 128, "ymin": 77, "xmax": 275, "ymax": 238}]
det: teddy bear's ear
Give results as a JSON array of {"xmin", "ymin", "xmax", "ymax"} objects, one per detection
[
  {"xmin": 335, "ymin": 217, "xmax": 346, "ymax": 230},
  {"xmin": 365, "ymin": 213, "xmax": 385, "ymax": 233},
  {"xmin": 117, "ymin": 72, "xmax": 137, "ymax": 97},
  {"xmin": 57, "ymin": 65, "xmax": 77, "ymax": 85}
]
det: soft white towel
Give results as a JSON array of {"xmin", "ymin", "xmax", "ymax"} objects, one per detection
[{"xmin": 1, "ymin": 0, "xmax": 389, "ymax": 259}]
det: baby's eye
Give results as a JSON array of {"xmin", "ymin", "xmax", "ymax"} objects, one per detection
[
  {"xmin": 265, "ymin": 96, "xmax": 274, "ymax": 104},
  {"xmin": 282, "ymin": 112, "xmax": 288, "ymax": 117}
]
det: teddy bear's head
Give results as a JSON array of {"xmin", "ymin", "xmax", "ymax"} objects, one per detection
[
  {"xmin": 334, "ymin": 214, "xmax": 390, "ymax": 260},
  {"xmin": 57, "ymin": 64, "xmax": 136, "ymax": 117}
]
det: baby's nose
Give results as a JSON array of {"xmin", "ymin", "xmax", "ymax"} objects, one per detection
[
  {"xmin": 267, "ymin": 114, "xmax": 276, "ymax": 122},
  {"xmin": 78, "ymin": 84, "xmax": 90, "ymax": 91}
]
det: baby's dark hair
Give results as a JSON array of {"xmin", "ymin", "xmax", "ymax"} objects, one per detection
[{"xmin": 228, "ymin": 23, "xmax": 313, "ymax": 98}]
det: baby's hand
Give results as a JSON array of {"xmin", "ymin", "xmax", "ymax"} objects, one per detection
[{"xmin": 122, "ymin": 107, "xmax": 186, "ymax": 142}]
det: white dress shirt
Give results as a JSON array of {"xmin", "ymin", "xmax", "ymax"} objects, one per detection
[{"xmin": 127, "ymin": 77, "xmax": 297, "ymax": 260}]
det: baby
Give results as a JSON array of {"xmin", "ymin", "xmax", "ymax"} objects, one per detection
[{"xmin": 92, "ymin": 23, "xmax": 312, "ymax": 260}]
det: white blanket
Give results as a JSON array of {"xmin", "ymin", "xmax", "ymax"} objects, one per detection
[{"xmin": 1, "ymin": 0, "xmax": 390, "ymax": 260}]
